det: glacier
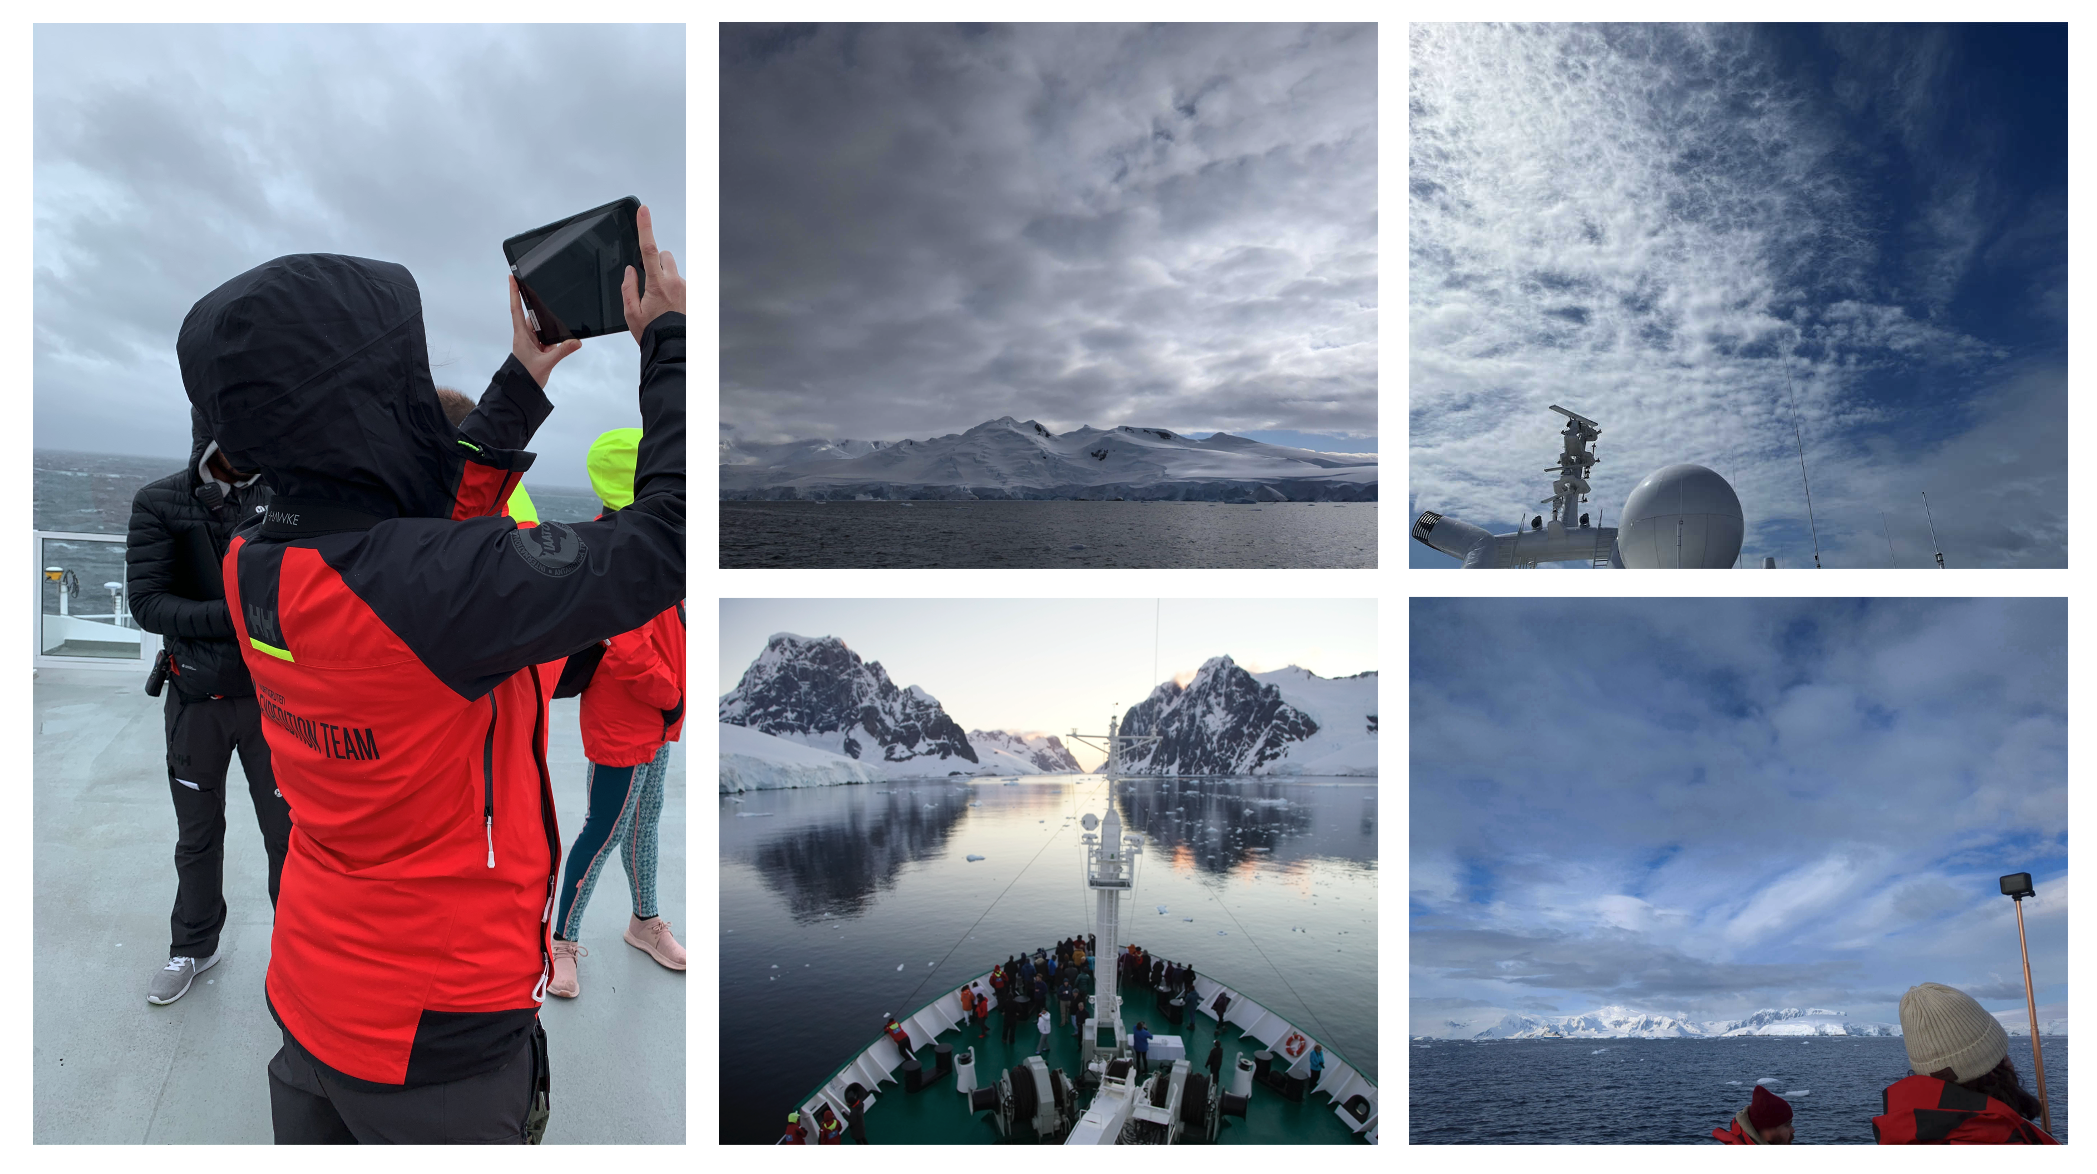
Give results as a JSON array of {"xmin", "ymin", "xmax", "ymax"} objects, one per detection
[
  {"xmin": 719, "ymin": 723, "xmax": 882, "ymax": 792},
  {"xmin": 720, "ymin": 416, "xmax": 1377, "ymax": 502}
]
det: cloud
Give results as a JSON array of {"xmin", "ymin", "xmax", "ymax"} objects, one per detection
[
  {"xmin": 1408, "ymin": 24, "xmax": 2065, "ymax": 567},
  {"xmin": 721, "ymin": 23, "xmax": 1376, "ymax": 443},
  {"xmin": 34, "ymin": 25, "xmax": 685, "ymax": 487},
  {"xmin": 1411, "ymin": 598, "xmax": 2066, "ymax": 1021}
]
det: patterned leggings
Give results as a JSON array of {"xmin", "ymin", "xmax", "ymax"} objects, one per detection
[{"xmin": 555, "ymin": 743, "xmax": 670, "ymax": 941}]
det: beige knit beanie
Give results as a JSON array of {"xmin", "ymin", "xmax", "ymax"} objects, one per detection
[{"xmin": 1899, "ymin": 982, "xmax": 2009, "ymax": 1081}]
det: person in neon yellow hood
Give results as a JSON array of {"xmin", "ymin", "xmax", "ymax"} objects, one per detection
[
  {"xmin": 547, "ymin": 427, "xmax": 685, "ymax": 998},
  {"xmin": 588, "ymin": 427, "xmax": 644, "ymax": 513}
]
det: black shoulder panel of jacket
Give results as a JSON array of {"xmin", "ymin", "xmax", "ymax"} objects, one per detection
[
  {"xmin": 311, "ymin": 322, "xmax": 683, "ymax": 699},
  {"xmin": 457, "ymin": 355, "xmax": 552, "ymax": 452}
]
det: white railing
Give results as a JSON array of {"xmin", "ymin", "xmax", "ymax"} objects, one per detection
[{"xmin": 33, "ymin": 530, "xmax": 158, "ymax": 673}]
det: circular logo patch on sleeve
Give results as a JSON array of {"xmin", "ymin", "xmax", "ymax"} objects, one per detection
[{"xmin": 509, "ymin": 520, "xmax": 588, "ymax": 577}]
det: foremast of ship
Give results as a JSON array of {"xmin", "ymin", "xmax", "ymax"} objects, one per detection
[{"xmin": 1069, "ymin": 713, "xmax": 1160, "ymax": 1076}]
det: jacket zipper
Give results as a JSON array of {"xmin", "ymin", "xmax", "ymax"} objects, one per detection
[
  {"xmin": 482, "ymin": 692, "xmax": 499, "ymax": 868},
  {"xmin": 529, "ymin": 665, "xmax": 558, "ymax": 1003}
]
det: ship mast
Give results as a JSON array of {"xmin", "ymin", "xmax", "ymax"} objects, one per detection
[{"xmin": 1069, "ymin": 711, "xmax": 1160, "ymax": 1076}]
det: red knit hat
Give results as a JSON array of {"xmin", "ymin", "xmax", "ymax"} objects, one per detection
[{"xmin": 1748, "ymin": 1084, "xmax": 1793, "ymax": 1130}]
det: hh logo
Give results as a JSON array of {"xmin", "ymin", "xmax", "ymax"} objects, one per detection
[{"xmin": 510, "ymin": 520, "xmax": 587, "ymax": 578}]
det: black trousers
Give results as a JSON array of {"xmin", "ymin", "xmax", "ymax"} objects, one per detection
[
  {"xmin": 166, "ymin": 690, "xmax": 291, "ymax": 958},
  {"xmin": 268, "ymin": 1026, "xmax": 539, "ymax": 1144}
]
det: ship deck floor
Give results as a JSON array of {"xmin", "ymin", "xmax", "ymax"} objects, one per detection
[
  {"xmin": 854, "ymin": 983, "xmax": 1363, "ymax": 1144},
  {"xmin": 33, "ymin": 664, "xmax": 686, "ymax": 1143}
]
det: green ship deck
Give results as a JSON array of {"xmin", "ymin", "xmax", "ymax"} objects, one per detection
[{"xmin": 800, "ymin": 969, "xmax": 1375, "ymax": 1144}]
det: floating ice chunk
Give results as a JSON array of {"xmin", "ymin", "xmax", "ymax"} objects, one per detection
[
  {"xmin": 1591, "ymin": 1048, "xmax": 1607, "ymax": 1054},
  {"xmin": 966, "ymin": 854, "xmax": 986, "ymax": 862},
  {"xmin": 1217, "ymin": 930, "xmax": 1228, "ymax": 936},
  {"xmin": 1789, "ymin": 1090, "xmax": 1811, "ymax": 1097},
  {"xmin": 1725, "ymin": 1081, "xmax": 1741, "ymax": 1086},
  {"xmin": 1182, "ymin": 918, "xmax": 1194, "ymax": 923},
  {"xmin": 896, "ymin": 963, "xmax": 905, "ymax": 971},
  {"xmin": 735, "ymin": 812, "xmax": 775, "ymax": 818},
  {"xmin": 1157, "ymin": 906, "xmax": 1169, "ymax": 915},
  {"xmin": 770, "ymin": 964, "xmax": 778, "ymax": 969},
  {"xmin": 1756, "ymin": 1077, "xmax": 1780, "ymax": 1086}
]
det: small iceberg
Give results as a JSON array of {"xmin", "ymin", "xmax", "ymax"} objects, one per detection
[
  {"xmin": 1725, "ymin": 1081, "xmax": 1740, "ymax": 1086},
  {"xmin": 896, "ymin": 963, "xmax": 905, "ymax": 971},
  {"xmin": 1756, "ymin": 1077, "xmax": 1781, "ymax": 1086},
  {"xmin": 1789, "ymin": 1090, "xmax": 1811, "ymax": 1097},
  {"xmin": 1591, "ymin": 1048, "xmax": 1609, "ymax": 1054},
  {"xmin": 966, "ymin": 854, "xmax": 986, "ymax": 862},
  {"xmin": 1156, "ymin": 905, "xmax": 1169, "ymax": 915},
  {"xmin": 1182, "ymin": 918, "xmax": 1194, "ymax": 923},
  {"xmin": 1217, "ymin": 930, "xmax": 1228, "ymax": 936}
]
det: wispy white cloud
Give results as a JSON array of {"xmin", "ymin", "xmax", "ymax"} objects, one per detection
[{"xmin": 1408, "ymin": 24, "xmax": 2062, "ymax": 567}]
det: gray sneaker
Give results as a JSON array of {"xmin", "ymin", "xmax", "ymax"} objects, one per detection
[{"xmin": 147, "ymin": 951, "xmax": 221, "ymax": 1005}]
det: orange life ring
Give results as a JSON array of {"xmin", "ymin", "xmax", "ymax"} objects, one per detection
[{"xmin": 1281, "ymin": 1031, "xmax": 1308, "ymax": 1059}]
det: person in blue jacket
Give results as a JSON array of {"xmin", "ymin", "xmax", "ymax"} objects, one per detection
[{"xmin": 1131, "ymin": 1021, "xmax": 1153, "ymax": 1075}]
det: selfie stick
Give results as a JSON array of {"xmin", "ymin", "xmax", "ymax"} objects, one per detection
[{"xmin": 1998, "ymin": 873, "xmax": 2051, "ymax": 1136}]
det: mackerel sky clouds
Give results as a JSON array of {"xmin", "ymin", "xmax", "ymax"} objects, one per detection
[
  {"xmin": 1409, "ymin": 24, "xmax": 2065, "ymax": 568},
  {"xmin": 722, "ymin": 23, "xmax": 1377, "ymax": 451},
  {"xmin": 1411, "ymin": 599, "xmax": 2065, "ymax": 1035},
  {"xmin": 34, "ymin": 24, "xmax": 684, "ymax": 488}
]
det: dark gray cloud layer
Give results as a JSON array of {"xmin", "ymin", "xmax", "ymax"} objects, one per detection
[
  {"xmin": 721, "ymin": 23, "xmax": 1376, "ymax": 444},
  {"xmin": 1411, "ymin": 599, "xmax": 2066, "ymax": 1029},
  {"xmin": 35, "ymin": 25, "xmax": 684, "ymax": 487}
]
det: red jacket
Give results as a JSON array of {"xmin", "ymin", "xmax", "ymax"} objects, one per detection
[
  {"xmin": 1711, "ymin": 1113, "xmax": 1761, "ymax": 1144},
  {"xmin": 1872, "ymin": 1074, "xmax": 2060, "ymax": 1144},
  {"xmin": 184, "ymin": 254, "xmax": 685, "ymax": 1088},
  {"xmin": 580, "ymin": 602, "xmax": 685, "ymax": 766}
]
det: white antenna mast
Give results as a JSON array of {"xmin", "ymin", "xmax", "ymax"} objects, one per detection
[
  {"xmin": 1782, "ymin": 358, "xmax": 1823, "ymax": 568},
  {"xmin": 1923, "ymin": 492, "xmax": 1946, "ymax": 568},
  {"xmin": 1882, "ymin": 514, "xmax": 1898, "ymax": 567}
]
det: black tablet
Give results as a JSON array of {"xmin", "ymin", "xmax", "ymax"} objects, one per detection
[{"xmin": 503, "ymin": 196, "xmax": 644, "ymax": 345}]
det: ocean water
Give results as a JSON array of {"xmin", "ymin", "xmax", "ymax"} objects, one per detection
[
  {"xmin": 719, "ymin": 775, "xmax": 1379, "ymax": 1144},
  {"xmin": 1409, "ymin": 1035, "xmax": 2069, "ymax": 1144},
  {"xmin": 718, "ymin": 500, "xmax": 1378, "ymax": 568},
  {"xmin": 34, "ymin": 451, "xmax": 601, "ymax": 642}
]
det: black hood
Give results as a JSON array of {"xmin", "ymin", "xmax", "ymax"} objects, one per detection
[
  {"xmin": 179, "ymin": 253, "xmax": 532, "ymax": 520},
  {"xmin": 188, "ymin": 406, "xmax": 214, "ymax": 487}
]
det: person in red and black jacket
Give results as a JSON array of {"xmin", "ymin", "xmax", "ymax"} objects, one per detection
[
  {"xmin": 546, "ymin": 428, "xmax": 686, "ymax": 998},
  {"xmin": 1873, "ymin": 982, "xmax": 2060, "ymax": 1145},
  {"xmin": 1712, "ymin": 1084, "xmax": 1794, "ymax": 1144},
  {"xmin": 178, "ymin": 206, "xmax": 684, "ymax": 1144}
]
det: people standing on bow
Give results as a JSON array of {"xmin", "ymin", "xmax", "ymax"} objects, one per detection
[{"xmin": 127, "ymin": 412, "xmax": 291, "ymax": 1006}]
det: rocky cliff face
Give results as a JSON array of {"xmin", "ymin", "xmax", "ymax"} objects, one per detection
[
  {"xmin": 719, "ymin": 633, "xmax": 977, "ymax": 773},
  {"xmin": 1117, "ymin": 656, "xmax": 1322, "ymax": 776}
]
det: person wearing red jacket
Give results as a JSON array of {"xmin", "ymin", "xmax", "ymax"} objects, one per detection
[
  {"xmin": 185, "ymin": 207, "xmax": 685, "ymax": 1143},
  {"xmin": 546, "ymin": 429, "xmax": 687, "ymax": 998},
  {"xmin": 1873, "ymin": 982, "xmax": 2060, "ymax": 1144},
  {"xmin": 1712, "ymin": 1084, "xmax": 1794, "ymax": 1144}
]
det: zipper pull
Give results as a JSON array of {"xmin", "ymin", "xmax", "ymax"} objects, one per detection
[{"xmin": 485, "ymin": 815, "xmax": 495, "ymax": 868}]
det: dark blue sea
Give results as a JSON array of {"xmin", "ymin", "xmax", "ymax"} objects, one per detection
[
  {"xmin": 1409, "ymin": 1035, "xmax": 2068, "ymax": 1144},
  {"xmin": 718, "ymin": 500, "xmax": 1378, "ymax": 568}
]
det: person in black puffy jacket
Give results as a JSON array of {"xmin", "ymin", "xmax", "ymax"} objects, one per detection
[{"xmin": 126, "ymin": 410, "xmax": 290, "ymax": 1006}]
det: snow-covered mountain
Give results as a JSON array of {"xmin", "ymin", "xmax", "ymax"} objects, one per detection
[
  {"xmin": 1117, "ymin": 657, "xmax": 1376, "ymax": 777},
  {"xmin": 720, "ymin": 416, "xmax": 1377, "ymax": 502},
  {"xmin": 719, "ymin": 633, "xmax": 978, "ymax": 776},
  {"xmin": 1996, "ymin": 1005, "xmax": 2070, "ymax": 1037},
  {"xmin": 1424, "ymin": 1005, "xmax": 1903, "ymax": 1040},
  {"xmin": 719, "ymin": 723, "xmax": 880, "ymax": 792},
  {"xmin": 967, "ymin": 730, "xmax": 1082, "ymax": 775}
]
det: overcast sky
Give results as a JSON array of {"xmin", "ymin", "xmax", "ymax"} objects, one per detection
[
  {"xmin": 1410, "ymin": 24, "xmax": 2065, "ymax": 568},
  {"xmin": 1411, "ymin": 598, "xmax": 2065, "ymax": 1036},
  {"xmin": 721, "ymin": 23, "xmax": 1376, "ymax": 453},
  {"xmin": 721, "ymin": 598, "xmax": 1377, "ymax": 770},
  {"xmin": 35, "ymin": 24, "xmax": 684, "ymax": 492}
]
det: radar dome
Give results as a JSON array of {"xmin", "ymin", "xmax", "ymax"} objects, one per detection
[{"xmin": 1617, "ymin": 463, "xmax": 1743, "ymax": 568}]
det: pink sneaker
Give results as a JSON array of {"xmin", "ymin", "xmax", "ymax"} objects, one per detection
[
  {"xmin": 549, "ymin": 939, "xmax": 587, "ymax": 998},
  {"xmin": 625, "ymin": 914, "xmax": 686, "ymax": 971}
]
